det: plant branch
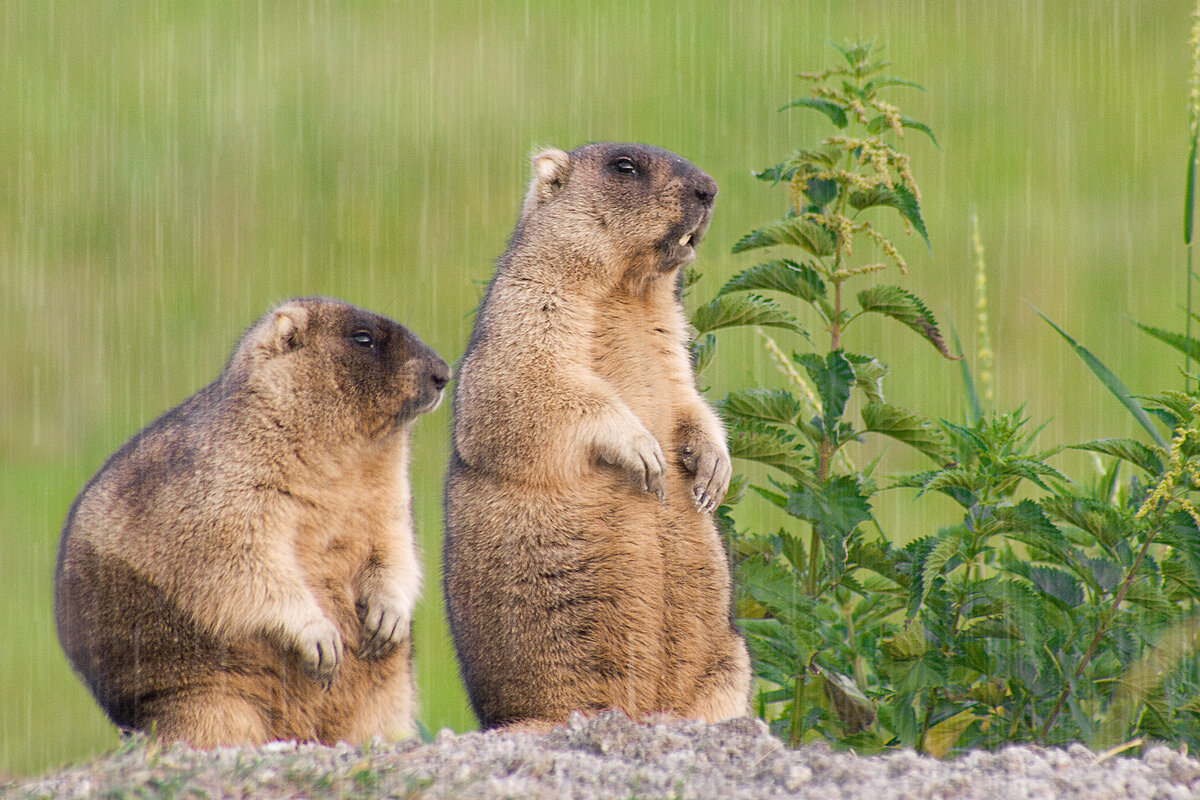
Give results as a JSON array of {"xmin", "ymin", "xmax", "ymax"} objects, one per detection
[{"xmin": 1037, "ymin": 527, "xmax": 1158, "ymax": 739}]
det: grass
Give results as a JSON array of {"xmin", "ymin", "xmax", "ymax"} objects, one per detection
[{"xmin": 1, "ymin": 0, "xmax": 1195, "ymax": 777}]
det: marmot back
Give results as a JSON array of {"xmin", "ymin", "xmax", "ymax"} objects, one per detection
[
  {"xmin": 443, "ymin": 143, "xmax": 751, "ymax": 730},
  {"xmin": 55, "ymin": 297, "xmax": 449, "ymax": 747}
]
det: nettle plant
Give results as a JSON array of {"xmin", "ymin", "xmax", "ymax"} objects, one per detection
[
  {"xmin": 688, "ymin": 42, "xmax": 958, "ymax": 750},
  {"xmin": 690, "ymin": 43, "xmax": 1200, "ymax": 755}
]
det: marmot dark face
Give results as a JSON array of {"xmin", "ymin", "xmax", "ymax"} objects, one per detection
[
  {"xmin": 233, "ymin": 298, "xmax": 450, "ymax": 439},
  {"xmin": 521, "ymin": 142, "xmax": 718, "ymax": 279}
]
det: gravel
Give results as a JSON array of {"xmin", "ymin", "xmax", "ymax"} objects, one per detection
[{"xmin": 7, "ymin": 711, "xmax": 1200, "ymax": 799}]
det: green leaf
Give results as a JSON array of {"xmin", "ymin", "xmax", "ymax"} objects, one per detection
[
  {"xmin": 785, "ymin": 475, "xmax": 873, "ymax": 571},
  {"xmin": 861, "ymin": 402, "xmax": 949, "ymax": 462},
  {"xmin": 848, "ymin": 183, "xmax": 930, "ymax": 249},
  {"xmin": 923, "ymin": 710, "xmax": 976, "ymax": 759},
  {"xmin": 797, "ymin": 350, "xmax": 855, "ymax": 432},
  {"xmin": 951, "ymin": 326, "xmax": 983, "ymax": 424},
  {"xmin": 755, "ymin": 161, "xmax": 797, "ymax": 184},
  {"xmin": 732, "ymin": 217, "xmax": 836, "ymax": 257},
  {"xmin": 1069, "ymin": 438, "xmax": 1164, "ymax": 475},
  {"xmin": 1141, "ymin": 390, "xmax": 1198, "ymax": 428},
  {"xmin": 845, "ymin": 352, "xmax": 886, "ymax": 403},
  {"xmin": 1040, "ymin": 495, "xmax": 1130, "ymax": 551},
  {"xmin": 881, "ymin": 621, "xmax": 928, "ymax": 660},
  {"xmin": 691, "ymin": 294, "xmax": 809, "ymax": 338},
  {"xmin": 1187, "ymin": 126, "xmax": 1198, "ymax": 245},
  {"xmin": 721, "ymin": 389, "xmax": 806, "ymax": 427},
  {"xmin": 919, "ymin": 528, "xmax": 964, "ymax": 607},
  {"xmin": 994, "ymin": 500, "xmax": 1073, "ymax": 564},
  {"xmin": 718, "ymin": 259, "xmax": 827, "ymax": 303},
  {"xmin": 812, "ymin": 663, "xmax": 876, "ymax": 734},
  {"xmin": 1031, "ymin": 306, "xmax": 1168, "ymax": 450},
  {"xmin": 780, "ymin": 97, "xmax": 849, "ymax": 128},
  {"xmin": 865, "ymin": 114, "xmax": 939, "ymax": 148},
  {"xmin": 1027, "ymin": 565, "xmax": 1084, "ymax": 609},
  {"xmin": 804, "ymin": 177, "xmax": 839, "ymax": 208},
  {"xmin": 863, "ymin": 76, "xmax": 926, "ymax": 94},
  {"xmin": 857, "ymin": 285, "xmax": 955, "ymax": 358},
  {"xmin": 727, "ymin": 422, "xmax": 806, "ymax": 474},
  {"xmin": 689, "ymin": 333, "xmax": 716, "ymax": 374},
  {"xmin": 1136, "ymin": 323, "xmax": 1200, "ymax": 363}
]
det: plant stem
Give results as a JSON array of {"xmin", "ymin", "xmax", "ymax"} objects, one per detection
[
  {"xmin": 1037, "ymin": 528, "xmax": 1158, "ymax": 739},
  {"xmin": 789, "ymin": 671, "xmax": 807, "ymax": 747}
]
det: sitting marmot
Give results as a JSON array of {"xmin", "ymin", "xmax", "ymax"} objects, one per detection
[
  {"xmin": 443, "ymin": 142, "xmax": 752, "ymax": 730},
  {"xmin": 55, "ymin": 297, "xmax": 449, "ymax": 747}
]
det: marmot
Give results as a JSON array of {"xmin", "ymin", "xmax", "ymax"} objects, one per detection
[
  {"xmin": 443, "ymin": 142, "xmax": 752, "ymax": 730},
  {"xmin": 55, "ymin": 297, "xmax": 450, "ymax": 747}
]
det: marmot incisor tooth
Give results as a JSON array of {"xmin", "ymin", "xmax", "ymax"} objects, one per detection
[
  {"xmin": 443, "ymin": 142, "xmax": 752, "ymax": 730},
  {"xmin": 54, "ymin": 297, "xmax": 450, "ymax": 747}
]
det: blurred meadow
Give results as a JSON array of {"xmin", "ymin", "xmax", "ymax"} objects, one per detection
[{"xmin": 1, "ymin": 0, "xmax": 1195, "ymax": 777}]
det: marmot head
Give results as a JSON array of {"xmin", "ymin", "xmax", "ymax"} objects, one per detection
[
  {"xmin": 519, "ymin": 142, "xmax": 718, "ymax": 284},
  {"xmin": 228, "ymin": 298, "xmax": 450, "ymax": 439}
]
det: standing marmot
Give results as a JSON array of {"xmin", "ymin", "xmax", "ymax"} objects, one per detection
[
  {"xmin": 55, "ymin": 297, "xmax": 450, "ymax": 747},
  {"xmin": 443, "ymin": 142, "xmax": 751, "ymax": 730}
]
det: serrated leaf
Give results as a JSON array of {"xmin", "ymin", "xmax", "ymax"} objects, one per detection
[
  {"xmin": 690, "ymin": 294, "xmax": 808, "ymax": 338},
  {"xmin": 1082, "ymin": 555, "xmax": 1123, "ymax": 593},
  {"xmin": 845, "ymin": 352, "xmax": 886, "ymax": 403},
  {"xmin": 755, "ymin": 161, "xmax": 797, "ymax": 184},
  {"xmin": 993, "ymin": 457, "xmax": 1069, "ymax": 493},
  {"xmin": 721, "ymin": 389, "xmax": 805, "ymax": 427},
  {"xmin": 780, "ymin": 97, "xmax": 849, "ymax": 128},
  {"xmin": 919, "ymin": 528, "xmax": 964, "ymax": 608},
  {"xmin": 785, "ymin": 475, "xmax": 873, "ymax": 573},
  {"xmin": 848, "ymin": 183, "xmax": 930, "ymax": 248},
  {"xmin": 718, "ymin": 259, "xmax": 827, "ymax": 303},
  {"xmin": 861, "ymin": 402, "xmax": 949, "ymax": 461},
  {"xmin": 779, "ymin": 530, "xmax": 807, "ymax": 574},
  {"xmin": 797, "ymin": 350, "xmax": 855, "ymax": 432},
  {"xmin": 1141, "ymin": 390, "xmax": 1197, "ymax": 428},
  {"xmin": 994, "ymin": 500, "xmax": 1073, "ymax": 564},
  {"xmin": 1069, "ymin": 438, "xmax": 1164, "ymax": 475},
  {"xmin": 1137, "ymin": 323, "xmax": 1200, "ymax": 363},
  {"xmin": 857, "ymin": 285, "xmax": 955, "ymax": 358},
  {"xmin": 1027, "ymin": 565, "xmax": 1084, "ymax": 609},
  {"xmin": 804, "ymin": 176, "xmax": 839, "ymax": 208},
  {"xmin": 865, "ymin": 114, "xmax": 939, "ymax": 148},
  {"xmin": 863, "ymin": 76, "xmax": 926, "ymax": 94},
  {"xmin": 1032, "ymin": 306, "xmax": 1169, "ymax": 450},
  {"xmin": 881, "ymin": 622, "xmax": 927, "ymax": 660},
  {"xmin": 689, "ymin": 333, "xmax": 716, "ymax": 374},
  {"xmin": 727, "ymin": 422, "xmax": 805, "ymax": 473},
  {"xmin": 1040, "ymin": 495, "xmax": 1129, "ymax": 550},
  {"xmin": 732, "ymin": 217, "xmax": 835, "ymax": 257}
]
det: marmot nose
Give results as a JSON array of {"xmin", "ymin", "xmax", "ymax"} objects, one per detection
[{"xmin": 430, "ymin": 361, "xmax": 451, "ymax": 392}]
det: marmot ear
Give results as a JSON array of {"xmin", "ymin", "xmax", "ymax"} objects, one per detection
[
  {"xmin": 266, "ymin": 303, "xmax": 310, "ymax": 356},
  {"xmin": 524, "ymin": 148, "xmax": 571, "ymax": 209}
]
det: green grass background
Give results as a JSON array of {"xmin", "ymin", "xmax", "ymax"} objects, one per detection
[{"xmin": 1, "ymin": 0, "xmax": 1194, "ymax": 778}]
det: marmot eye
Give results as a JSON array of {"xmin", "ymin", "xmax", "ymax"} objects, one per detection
[
  {"xmin": 350, "ymin": 330, "xmax": 375, "ymax": 349},
  {"xmin": 611, "ymin": 157, "xmax": 638, "ymax": 176}
]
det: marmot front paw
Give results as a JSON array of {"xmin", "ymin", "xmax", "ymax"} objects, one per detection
[
  {"xmin": 680, "ymin": 439, "xmax": 732, "ymax": 514},
  {"xmin": 598, "ymin": 426, "xmax": 666, "ymax": 500},
  {"xmin": 291, "ymin": 616, "xmax": 344, "ymax": 689},
  {"xmin": 356, "ymin": 593, "xmax": 410, "ymax": 659}
]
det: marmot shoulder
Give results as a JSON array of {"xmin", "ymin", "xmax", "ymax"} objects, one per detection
[
  {"xmin": 443, "ymin": 142, "xmax": 751, "ymax": 731},
  {"xmin": 55, "ymin": 297, "xmax": 449, "ymax": 747}
]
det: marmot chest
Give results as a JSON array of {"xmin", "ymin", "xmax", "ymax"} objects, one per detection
[{"xmin": 589, "ymin": 306, "xmax": 686, "ymax": 436}]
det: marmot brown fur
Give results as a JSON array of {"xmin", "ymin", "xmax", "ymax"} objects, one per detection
[
  {"xmin": 55, "ymin": 297, "xmax": 449, "ymax": 747},
  {"xmin": 443, "ymin": 142, "xmax": 751, "ymax": 730}
]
